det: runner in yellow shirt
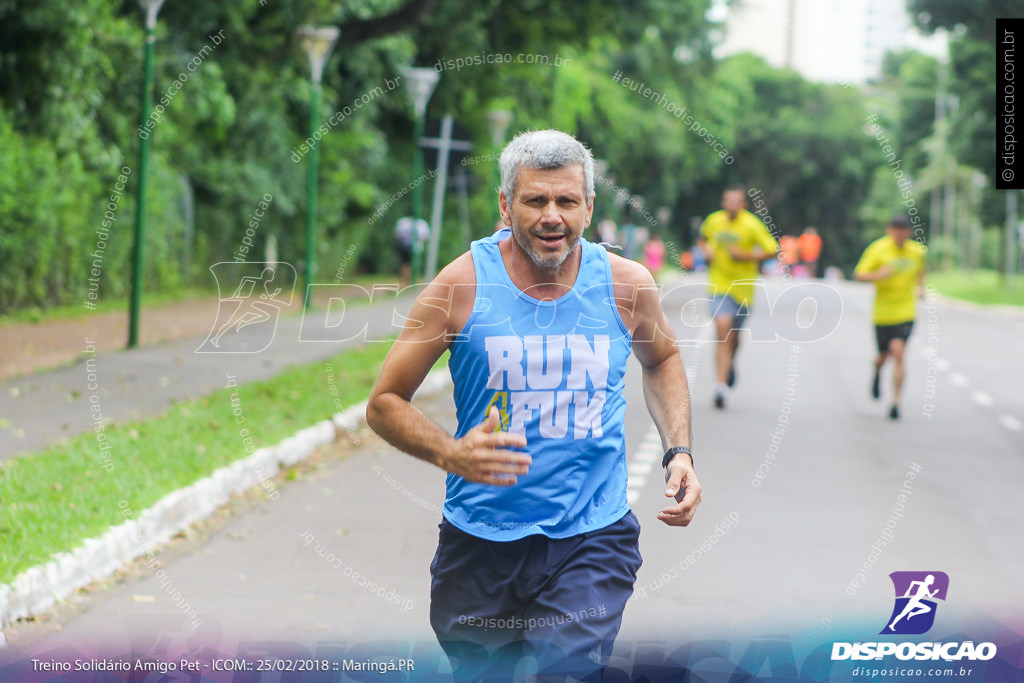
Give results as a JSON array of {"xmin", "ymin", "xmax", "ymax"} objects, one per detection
[
  {"xmin": 853, "ymin": 215, "xmax": 927, "ymax": 420},
  {"xmin": 698, "ymin": 186, "xmax": 779, "ymax": 409}
]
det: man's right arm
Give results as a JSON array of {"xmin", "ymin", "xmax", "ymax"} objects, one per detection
[
  {"xmin": 697, "ymin": 218, "xmax": 714, "ymax": 263},
  {"xmin": 365, "ymin": 257, "xmax": 530, "ymax": 486},
  {"xmin": 853, "ymin": 244, "xmax": 889, "ymax": 282}
]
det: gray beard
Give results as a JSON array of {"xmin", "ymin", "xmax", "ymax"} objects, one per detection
[{"xmin": 510, "ymin": 224, "xmax": 580, "ymax": 272}]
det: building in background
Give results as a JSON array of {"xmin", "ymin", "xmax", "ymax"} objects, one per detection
[{"xmin": 711, "ymin": 0, "xmax": 945, "ymax": 84}]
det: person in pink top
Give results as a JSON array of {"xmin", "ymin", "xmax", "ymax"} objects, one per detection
[{"xmin": 644, "ymin": 234, "xmax": 666, "ymax": 274}]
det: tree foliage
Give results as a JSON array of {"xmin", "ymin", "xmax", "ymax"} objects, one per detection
[{"xmin": 0, "ymin": 0, "xmax": 964, "ymax": 312}]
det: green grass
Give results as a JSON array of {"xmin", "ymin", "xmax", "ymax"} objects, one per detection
[
  {"xmin": 928, "ymin": 268, "xmax": 1024, "ymax": 307},
  {"xmin": 0, "ymin": 288, "xmax": 217, "ymax": 326},
  {"xmin": 0, "ymin": 273, "xmax": 403, "ymax": 327},
  {"xmin": 0, "ymin": 341, "xmax": 409, "ymax": 584}
]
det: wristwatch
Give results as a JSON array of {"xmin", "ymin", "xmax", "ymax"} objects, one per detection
[{"xmin": 662, "ymin": 446, "xmax": 693, "ymax": 468}]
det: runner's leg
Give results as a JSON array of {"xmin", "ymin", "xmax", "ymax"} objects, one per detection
[
  {"xmin": 873, "ymin": 325, "xmax": 890, "ymax": 400},
  {"xmin": 429, "ymin": 520, "xmax": 529, "ymax": 681},
  {"xmin": 715, "ymin": 316, "xmax": 733, "ymax": 386},
  {"xmin": 890, "ymin": 337, "xmax": 906, "ymax": 406},
  {"xmin": 906, "ymin": 603, "xmax": 931, "ymax": 620},
  {"xmin": 727, "ymin": 324, "xmax": 741, "ymax": 360},
  {"xmin": 520, "ymin": 512, "xmax": 643, "ymax": 682}
]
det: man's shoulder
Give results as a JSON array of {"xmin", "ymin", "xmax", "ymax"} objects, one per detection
[
  {"xmin": 434, "ymin": 250, "xmax": 476, "ymax": 287},
  {"xmin": 702, "ymin": 210, "xmax": 727, "ymax": 228},
  {"xmin": 608, "ymin": 251, "xmax": 656, "ymax": 288},
  {"xmin": 419, "ymin": 252, "xmax": 477, "ymax": 332},
  {"xmin": 739, "ymin": 210, "xmax": 768, "ymax": 230},
  {"xmin": 865, "ymin": 235, "xmax": 891, "ymax": 252}
]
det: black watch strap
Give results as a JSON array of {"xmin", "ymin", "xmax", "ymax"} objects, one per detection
[{"xmin": 662, "ymin": 446, "xmax": 693, "ymax": 468}]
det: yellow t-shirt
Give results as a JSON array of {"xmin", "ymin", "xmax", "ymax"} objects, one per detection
[
  {"xmin": 854, "ymin": 235, "xmax": 926, "ymax": 324},
  {"xmin": 700, "ymin": 209, "xmax": 779, "ymax": 306}
]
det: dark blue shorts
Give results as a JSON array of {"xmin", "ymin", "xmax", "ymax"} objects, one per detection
[{"xmin": 429, "ymin": 511, "xmax": 643, "ymax": 681}]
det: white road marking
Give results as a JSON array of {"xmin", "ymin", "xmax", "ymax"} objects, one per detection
[
  {"xmin": 628, "ymin": 461, "xmax": 655, "ymax": 477},
  {"xmin": 971, "ymin": 391, "xmax": 994, "ymax": 407},
  {"xmin": 950, "ymin": 373, "xmax": 969, "ymax": 387},
  {"xmin": 998, "ymin": 414, "xmax": 1022, "ymax": 432},
  {"xmin": 935, "ymin": 358, "xmax": 950, "ymax": 372},
  {"xmin": 627, "ymin": 423, "xmax": 663, "ymax": 506}
]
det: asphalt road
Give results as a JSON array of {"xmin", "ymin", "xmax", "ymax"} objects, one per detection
[{"xmin": 4, "ymin": 275, "xmax": 1023, "ymax": 677}]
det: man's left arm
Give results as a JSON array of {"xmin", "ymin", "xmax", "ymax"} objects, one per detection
[
  {"xmin": 614, "ymin": 258, "xmax": 702, "ymax": 527},
  {"xmin": 749, "ymin": 219, "xmax": 781, "ymax": 262},
  {"xmin": 729, "ymin": 219, "xmax": 779, "ymax": 262}
]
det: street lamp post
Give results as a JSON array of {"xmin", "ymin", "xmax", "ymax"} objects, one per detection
[
  {"xmin": 128, "ymin": 0, "xmax": 167, "ymax": 349},
  {"xmin": 626, "ymin": 195, "xmax": 645, "ymax": 260},
  {"xmin": 298, "ymin": 26, "xmax": 340, "ymax": 310},
  {"xmin": 401, "ymin": 67, "xmax": 440, "ymax": 283},
  {"xmin": 486, "ymin": 109, "xmax": 512, "ymax": 202},
  {"xmin": 593, "ymin": 158, "xmax": 609, "ymax": 229}
]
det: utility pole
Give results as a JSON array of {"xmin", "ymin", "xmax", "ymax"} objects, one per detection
[
  {"xmin": 930, "ymin": 46, "xmax": 946, "ymax": 265},
  {"xmin": 784, "ymin": 0, "xmax": 796, "ymax": 69},
  {"xmin": 419, "ymin": 115, "xmax": 472, "ymax": 280},
  {"xmin": 1006, "ymin": 190, "xmax": 1019, "ymax": 287},
  {"xmin": 128, "ymin": 0, "xmax": 168, "ymax": 348}
]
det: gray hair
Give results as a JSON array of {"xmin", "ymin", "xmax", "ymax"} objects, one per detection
[{"xmin": 499, "ymin": 129, "xmax": 594, "ymax": 205}]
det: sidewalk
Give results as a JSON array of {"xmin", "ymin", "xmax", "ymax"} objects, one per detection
[
  {"xmin": 0, "ymin": 296, "xmax": 253, "ymax": 381},
  {"xmin": 2, "ymin": 387, "xmax": 458, "ymax": 651},
  {"xmin": 0, "ymin": 288, "xmax": 413, "ymax": 460}
]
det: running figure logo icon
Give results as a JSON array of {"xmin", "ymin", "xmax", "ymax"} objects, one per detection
[
  {"xmin": 880, "ymin": 571, "xmax": 949, "ymax": 635},
  {"xmin": 197, "ymin": 262, "xmax": 296, "ymax": 353}
]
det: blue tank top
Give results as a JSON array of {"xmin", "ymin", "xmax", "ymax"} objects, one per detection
[{"xmin": 445, "ymin": 228, "xmax": 633, "ymax": 541}]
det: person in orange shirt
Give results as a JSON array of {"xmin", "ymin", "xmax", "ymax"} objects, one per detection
[
  {"xmin": 798, "ymin": 227, "xmax": 822, "ymax": 276},
  {"xmin": 680, "ymin": 250, "xmax": 694, "ymax": 271},
  {"xmin": 780, "ymin": 235, "xmax": 799, "ymax": 271}
]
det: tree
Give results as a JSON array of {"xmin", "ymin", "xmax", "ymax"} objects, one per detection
[{"xmin": 906, "ymin": 0, "xmax": 1013, "ymax": 277}]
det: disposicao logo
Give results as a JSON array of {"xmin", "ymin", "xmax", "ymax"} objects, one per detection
[
  {"xmin": 832, "ymin": 571, "xmax": 997, "ymax": 662},
  {"xmin": 881, "ymin": 571, "xmax": 948, "ymax": 635}
]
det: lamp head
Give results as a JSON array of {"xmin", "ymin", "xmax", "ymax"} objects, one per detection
[
  {"xmin": 298, "ymin": 26, "xmax": 341, "ymax": 83},
  {"xmin": 401, "ymin": 67, "xmax": 441, "ymax": 118}
]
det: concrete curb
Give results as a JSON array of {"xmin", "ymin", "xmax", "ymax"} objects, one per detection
[
  {"xmin": 0, "ymin": 369, "xmax": 453, "ymax": 629},
  {"xmin": 929, "ymin": 291, "xmax": 1024, "ymax": 318}
]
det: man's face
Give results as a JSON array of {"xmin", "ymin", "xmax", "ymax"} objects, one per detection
[
  {"xmin": 887, "ymin": 224, "xmax": 912, "ymax": 247},
  {"xmin": 500, "ymin": 164, "xmax": 593, "ymax": 271},
  {"xmin": 721, "ymin": 190, "xmax": 746, "ymax": 218}
]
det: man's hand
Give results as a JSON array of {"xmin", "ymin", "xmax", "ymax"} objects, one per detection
[
  {"xmin": 439, "ymin": 407, "xmax": 531, "ymax": 486},
  {"xmin": 658, "ymin": 454, "xmax": 702, "ymax": 526},
  {"xmin": 855, "ymin": 265, "xmax": 893, "ymax": 283},
  {"xmin": 697, "ymin": 239, "xmax": 714, "ymax": 264}
]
